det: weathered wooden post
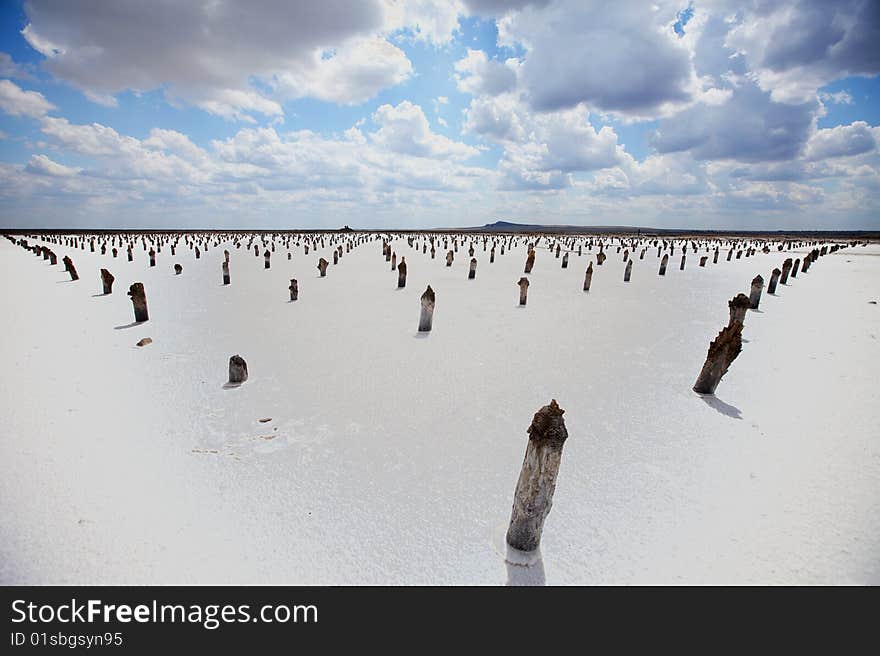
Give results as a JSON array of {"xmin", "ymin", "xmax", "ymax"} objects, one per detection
[
  {"xmin": 195, "ymin": 246, "xmax": 200, "ymax": 259},
  {"xmin": 780, "ymin": 258, "xmax": 792, "ymax": 285},
  {"xmin": 398, "ymin": 257, "xmax": 407, "ymax": 288},
  {"xmin": 317, "ymin": 258, "xmax": 329, "ymax": 277},
  {"xmin": 391, "ymin": 252, "xmax": 397, "ymax": 270},
  {"xmin": 62, "ymin": 256, "xmax": 79, "ymax": 280},
  {"xmin": 767, "ymin": 268, "xmax": 781, "ymax": 294},
  {"xmin": 264, "ymin": 250, "xmax": 271, "ymax": 269},
  {"xmin": 727, "ymin": 249, "xmax": 733, "ymax": 262},
  {"xmin": 728, "ymin": 293, "xmax": 750, "ymax": 327},
  {"xmin": 333, "ymin": 250, "xmax": 338, "ymax": 265},
  {"xmin": 524, "ymin": 249, "xmax": 535, "ymax": 274},
  {"xmin": 596, "ymin": 252, "xmax": 606, "ymax": 266},
  {"xmin": 700, "ymin": 256, "xmax": 708, "ymax": 267},
  {"xmin": 468, "ymin": 257, "xmax": 477, "ymax": 280},
  {"xmin": 659, "ymin": 253, "xmax": 669, "ymax": 276},
  {"xmin": 802, "ymin": 254, "xmax": 812, "ymax": 273},
  {"xmin": 418, "ymin": 285, "xmax": 435, "ymax": 332},
  {"xmin": 583, "ymin": 262, "xmax": 593, "ymax": 291},
  {"xmin": 792, "ymin": 258, "xmax": 800, "ymax": 277},
  {"xmin": 222, "ymin": 261, "xmax": 230, "ymax": 285},
  {"xmin": 680, "ymin": 254, "xmax": 686, "ymax": 270},
  {"xmin": 693, "ymin": 323, "xmax": 743, "ymax": 394},
  {"xmin": 490, "ymin": 247, "xmax": 495, "ymax": 263},
  {"xmin": 518, "ymin": 277, "xmax": 530, "ymax": 305},
  {"xmin": 288, "ymin": 278, "xmax": 299, "ymax": 301},
  {"xmin": 174, "ymin": 263, "xmax": 183, "ymax": 275},
  {"xmin": 749, "ymin": 275, "xmax": 764, "ymax": 309},
  {"xmin": 149, "ymin": 249, "xmax": 156, "ymax": 267},
  {"xmin": 713, "ymin": 249, "xmax": 719, "ymax": 264},
  {"xmin": 561, "ymin": 252, "xmax": 569, "ymax": 269},
  {"xmin": 127, "ymin": 283, "xmax": 149, "ymax": 322},
  {"xmin": 100, "ymin": 268, "xmax": 114, "ymax": 294},
  {"xmin": 624, "ymin": 259, "xmax": 633, "ymax": 282},
  {"xmin": 506, "ymin": 399, "xmax": 569, "ymax": 552},
  {"xmin": 446, "ymin": 250, "xmax": 454, "ymax": 267},
  {"xmin": 48, "ymin": 251, "xmax": 57, "ymax": 265},
  {"xmin": 228, "ymin": 355, "xmax": 248, "ymax": 384},
  {"xmin": 112, "ymin": 247, "xmax": 118, "ymax": 258}
]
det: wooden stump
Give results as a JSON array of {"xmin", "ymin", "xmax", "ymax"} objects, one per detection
[
  {"xmin": 62, "ymin": 256, "xmax": 79, "ymax": 280},
  {"xmin": 446, "ymin": 250, "xmax": 454, "ymax": 267},
  {"xmin": 506, "ymin": 399, "xmax": 569, "ymax": 552},
  {"xmin": 149, "ymin": 249, "xmax": 156, "ymax": 267},
  {"xmin": 780, "ymin": 258, "xmax": 792, "ymax": 284},
  {"xmin": 100, "ymin": 268, "xmax": 114, "ymax": 294},
  {"xmin": 728, "ymin": 293, "xmax": 750, "ymax": 327},
  {"xmin": 418, "ymin": 285, "xmax": 435, "ymax": 332},
  {"xmin": 469, "ymin": 257, "xmax": 477, "ymax": 279},
  {"xmin": 228, "ymin": 355, "xmax": 248, "ymax": 384},
  {"xmin": 317, "ymin": 258, "xmax": 329, "ymax": 277},
  {"xmin": 693, "ymin": 323, "xmax": 743, "ymax": 395},
  {"xmin": 749, "ymin": 275, "xmax": 764, "ymax": 309},
  {"xmin": 659, "ymin": 253, "xmax": 668, "ymax": 276},
  {"xmin": 624, "ymin": 259, "xmax": 633, "ymax": 282},
  {"xmin": 264, "ymin": 250, "xmax": 271, "ymax": 269},
  {"xmin": 524, "ymin": 250, "xmax": 535, "ymax": 273},
  {"xmin": 792, "ymin": 258, "xmax": 800, "ymax": 277},
  {"xmin": 768, "ymin": 268, "xmax": 781, "ymax": 294},
  {"xmin": 127, "ymin": 283, "xmax": 149, "ymax": 322},
  {"xmin": 289, "ymin": 278, "xmax": 298, "ymax": 301},
  {"xmin": 518, "ymin": 277, "xmax": 530, "ymax": 305},
  {"xmin": 398, "ymin": 257, "xmax": 407, "ymax": 288},
  {"xmin": 583, "ymin": 262, "xmax": 593, "ymax": 291},
  {"xmin": 222, "ymin": 261, "xmax": 230, "ymax": 285},
  {"xmin": 596, "ymin": 252, "xmax": 606, "ymax": 266},
  {"xmin": 391, "ymin": 252, "xmax": 397, "ymax": 270},
  {"xmin": 680, "ymin": 254, "xmax": 686, "ymax": 270},
  {"xmin": 561, "ymin": 252, "xmax": 568, "ymax": 269},
  {"xmin": 699, "ymin": 256, "xmax": 708, "ymax": 267},
  {"xmin": 173, "ymin": 263, "xmax": 183, "ymax": 275}
]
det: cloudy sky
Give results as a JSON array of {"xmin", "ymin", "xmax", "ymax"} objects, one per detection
[{"xmin": 0, "ymin": 0, "xmax": 878, "ymax": 230}]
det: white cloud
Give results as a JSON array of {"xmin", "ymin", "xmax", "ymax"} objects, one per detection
[
  {"xmin": 25, "ymin": 154, "xmax": 80, "ymax": 177},
  {"xmin": 805, "ymin": 122, "xmax": 878, "ymax": 161},
  {"xmin": 454, "ymin": 49, "xmax": 518, "ymax": 96},
  {"xmin": 20, "ymin": 0, "xmax": 412, "ymax": 119},
  {"xmin": 819, "ymin": 91, "xmax": 854, "ymax": 105},
  {"xmin": 0, "ymin": 79, "xmax": 55, "ymax": 118},
  {"xmin": 274, "ymin": 37, "xmax": 412, "ymax": 105},
  {"xmin": 370, "ymin": 101, "xmax": 478, "ymax": 159},
  {"xmin": 382, "ymin": 0, "xmax": 463, "ymax": 44}
]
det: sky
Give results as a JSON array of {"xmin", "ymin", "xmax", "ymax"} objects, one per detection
[{"xmin": 0, "ymin": 0, "xmax": 878, "ymax": 230}]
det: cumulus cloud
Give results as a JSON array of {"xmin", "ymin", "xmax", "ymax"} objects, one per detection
[
  {"xmin": 24, "ymin": 154, "xmax": 80, "ymax": 177},
  {"xmin": 0, "ymin": 79, "xmax": 55, "ymax": 118},
  {"xmin": 804, "ymin": 121, "xmax": 878, "ymax": 161},
  {"xmin": 370, "ymin": 101, "xmax": 478, "ymax": 159},
  {"xmin": 725, "ymin": 0, "xmax": 880, "ymax": 103},
  {"xmin": 650, "ymin": 79, "xmax": 817, "ymax": 162},
  {"xmin": 454, "ymin": 49, "xmax": 518, "ymax": 96},
  {"xmin": 273, "ymin": 37, "xmax": 412, "ymax": 105},
  {"xmin": 382, "ymin": 0, "xmax": 463, "ymax": 44},
  {"xmin": 504, "ymin": 1, "xmax": 698, "ymax": 116},
  {"xmin": 20, "ymin": 0, "xmax": 411, "ymax": 118}
]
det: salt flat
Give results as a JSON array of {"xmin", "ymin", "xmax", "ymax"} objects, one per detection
[{"xmin": 0, "ymin": 233, "xmax": 877, "ymax": 584}]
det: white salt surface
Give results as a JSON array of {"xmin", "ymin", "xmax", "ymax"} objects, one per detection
[{"xmin": 0, "ymin": 234, "xmax": 878, "ymax": 584}]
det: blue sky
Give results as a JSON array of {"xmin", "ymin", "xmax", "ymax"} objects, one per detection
[{"xmin": 0, "ymin": 0, "xmax": 878, "ymax": 229}]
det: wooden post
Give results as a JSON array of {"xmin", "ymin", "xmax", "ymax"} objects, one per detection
[
  {"xmin": 264, "ymin": 250, "xmax": 271, "ymax": 269},
  {"xmin": 749, "ymin": 275, "xmax": 764, "ymax": 309},
  {"xmin": 659, "ymin": 253, "xmax": 668, "ymax": 275},
  {"xmin": 100, "ymin": 268, "xmax": 114, "ymax": 294},
  {"xmin": 222, "ymin": 261, "xmax": 230, "ymax": 285},
  {"xmin": 469, "ymin": 257, "xmax": 477, "ymax": 279},
  {"xmin": 518, "ymin": 277, "xmax": 530, "ymax": 305},
  {"xmin": 583, "ymin": 262, "xmax": 593, "ymax": 291},
  {"xmin": 780, "ymin": 258, "xmax": 792, "ymax": 284},
  {"xmin": 446, "ymin": 250, "xmax": 454, "ymax": 267},
  {"xmin": 693, "ymin": 323, "xmax": 743, "ymax": 395},
  {"xmin": 561, "ymin": 252, "xmax": 569, "ymax": 269},
  {"xmin": 524, "ymin": 250, "xmax": 535, "ymax": 273},
  {"xmin": 699, "ymin": 256, "xmax": 708, "ymax": 267},
  {"xmin": 713, "ymin": 249, "xmax": 719, "ymax": 264},
  {"xmin": 391, "ymin": 252, "xmax": 397, "ymax": 270},
  {"xmin": 289, "ymin": 279, "xmax": 299, "ymax": 301},
  {"xmin": 174, "ymin": 263, "xmax": 183, "ymax": 275},
  {"xmin": 728, "ymin": 293, "xmax": 750, "ymax": 327},
  {"xmin": 317, "ymin": 258, "xmax": 329, "ymax": 277},
  {"xmin": 228, "ymin": 355, "xmax": 248, "ymax": 384},
  {"xmin": 149, "ymin": 249, "xmax": 156, "ymax": 267},
  {"xmin": 792, "ymin": 258, "xmax": 800, "ymax": 277},
  {"xmin": 802, "ymin": 254, "xmax": 812, "ymax": 273},
  {"xmin": 62, "ymin": 256, "xmax": 79, "ymax": 280},
  {"xmin": 418, "ymin": 285, "xmax": 435, "ymax": 332},
  {"xmin": 490, "ymin": 247, "xmax": 495, "ymax": 263},
  {"xmin": 624, "ymin": 259, "xmax": 633, "ymax": 282},
  {"xmin": 596, "ymin": 252, "xmax": 606, "ymax": 266},
  {"xmin": 768, "ymin": 268, "xmax": 781, "ymax": 294},
  {"xmin": 680, "ymin": 254, "xmax": 686, "ymax": 270},
  {"xmin": 506, "ymin": 399, "xmax": 569, "ymax": 552},
  {"xmin": 127, "ymin": 283, "xmax": 149, "ymax": 322},
  {"xmin": 398, "ymin": 257, "xmax": 407, "ymax": 288}
]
